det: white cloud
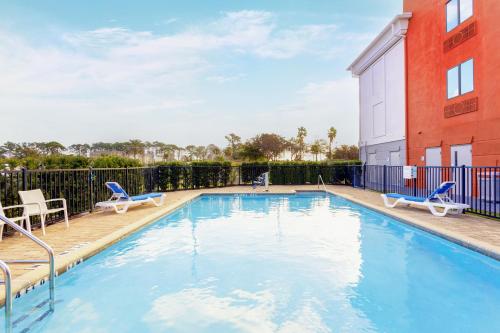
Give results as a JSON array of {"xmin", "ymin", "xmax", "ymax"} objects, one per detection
[
  {"xmin": 255, "ymin": 24, "xmax": 337, "ymax": 59},
  {"xmin": 0, "ymin": 10, "xmax": 350, "ymax": 144},
  {"xmin": 63, "ymin": 27, "xmax": 153, "ymax": 48},
  {"xmin": 162, "ymin": 18, "xmax": 178, "ymax": 25},
  {"xmin": 0, "ymin": 11, "xmax": 338, "ymax": 98},
  {"xmin": 143, "ymin": 287, "xmax": 332, "ymax": 333},
  {"xmin": 206, "ymin": 74, "xmax": 246, "ymax": 83}
]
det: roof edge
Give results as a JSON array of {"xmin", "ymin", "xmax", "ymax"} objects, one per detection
[{"xmin": 347, "ymin": 12, "xmax": 412, "ymax": 76}]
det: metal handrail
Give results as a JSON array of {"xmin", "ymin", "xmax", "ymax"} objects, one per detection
[
  {"xmin": 0, "ymin": 259, "xmax": 12, "ymax": 332},
  {"xmin": 317, "ymin": 174, "xmax": 327, "ymax": 191},
  {"xmin": 0, "ymin": 215, "xmax": 55, "ymax": 313}
]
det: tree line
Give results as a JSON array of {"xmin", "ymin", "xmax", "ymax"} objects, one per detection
[
  {"xmin": 223, "ymin": 127, "xmax": 358, "ymax": 161},
  {"xmin": 0, "ymin": 126, "xmax": 358, "ymax": 165}
]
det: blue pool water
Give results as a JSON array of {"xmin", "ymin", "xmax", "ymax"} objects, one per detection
[{"xmin": 2, "ymin": 193, "xmax": 500, "ymax": 332}]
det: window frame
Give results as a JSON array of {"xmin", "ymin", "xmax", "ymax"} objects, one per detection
[
  {"xmin": 446, "ymin": 58, "xmax": 475, "ymax": 100},
  {"xmin": 459, "ymin": 58, "xmax": 474, "ymax": 95},
  {"xmin": 446, "ymin": 0, "xmax": 474, "ymax": 33},
  {"xmin": 447, "ymin": 64, "xmax": 460, "ymax": 99}
]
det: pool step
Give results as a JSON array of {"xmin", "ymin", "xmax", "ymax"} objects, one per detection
[{"xmin": 10, "ymin": 299, "xmax": 63, "ymax": 333}]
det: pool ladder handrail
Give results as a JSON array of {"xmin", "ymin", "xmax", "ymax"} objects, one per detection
[
  {"xmin": 0, "ymin": 259, "xmax": 13, "ymax": 331},
  {"xmin": 317, "ymin": 174, "xmax": 327, "ymax": 191},
  {"xmin": 0, "ymin": 214, "xmax": 56, "ymax": 328}
]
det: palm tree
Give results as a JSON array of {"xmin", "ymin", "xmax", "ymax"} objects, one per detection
[
  {"xmin": 126, "ymin": 140, "xmax": 145, "ymax": 159},
  {"xmin": 310, "ymin": 139, "xmax": 326, "ymax": 161},
  {"xmin": 327, "ymin": 127, "xmax": 337, "ymax": 159},
  {"xmin": 296, "ymin": 127, "xmax": 307, "ymax": 160}
]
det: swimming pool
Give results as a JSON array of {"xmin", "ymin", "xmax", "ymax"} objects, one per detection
[{"xmin": 2, "ymin": 193, "xmax": 500, "ymax": 332}]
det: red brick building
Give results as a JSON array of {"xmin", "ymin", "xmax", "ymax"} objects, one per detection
[{"xmin": 404, "ymin": 0, "xmax": 500, "ymax": 167}]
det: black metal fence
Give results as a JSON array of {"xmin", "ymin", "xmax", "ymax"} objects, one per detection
[
  {"xmin": 0, "ymin": 165, "xmax": 240, "ymax": 234},
  {"xmin": 240, "ymin": 164, "xmax": 359, "ymax": 186},
  {"xmin": 356, "ymin": 165, "xmax": 500, "ymax": 219},
  {"xmin": 1, "ymin": 164, "xmax": 498, "ymax": 236}
]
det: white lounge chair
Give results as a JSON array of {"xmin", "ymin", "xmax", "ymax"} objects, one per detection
[
  {"xmin": 18, "ymin": 189, "xmax": 69, "ymax": 235},
  {"xmin": 381, "ymin": 181, "xmax": 470, "ymax": 217},
  {"xmin": 95, "ymin": 182, "xmax": 166, "ymax": 214},
  {"xmin": 0, "ymin": 201, "xmax": 33, "ymax": 241}
]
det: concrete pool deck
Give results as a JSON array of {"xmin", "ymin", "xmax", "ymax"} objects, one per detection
[{"xmin": 1, "ymin": 185, "xmax": 499, "ymax": 304}]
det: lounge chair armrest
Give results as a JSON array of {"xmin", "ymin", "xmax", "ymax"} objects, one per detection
[
  {"xmin": 2, "ymin": 204, "xmax": 22, "ymax": 210},
  {"xmin": 2, "ymin": 203, "xmax": 35, "ymax": 211},
  {"xmin": 45, "ymin": 198, "xmax": 67, "ymax": 209},
  {"xmin": 45, "ymin": 198, "xmax": 65, "ymax": 203}
]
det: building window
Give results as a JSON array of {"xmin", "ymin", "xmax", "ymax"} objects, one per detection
[
  {"xmin": 446, "ymin": 0, "xmax": 473, "ymax": 32},
  {"xmin": 447, "ymin": 59, "xmax": 474, "ymax": 99}
]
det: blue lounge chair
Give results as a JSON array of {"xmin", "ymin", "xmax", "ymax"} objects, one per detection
[
  {"xmin": 252, "ymin": 172, "xmax": 269, "ymax": 191},
  {"xmin": 381, "ymin": 181, "xmax": 470, "ymax": 217},
  {"xmin": 95, "ymin": 182, "xmax": 166, "ymax": 214}
]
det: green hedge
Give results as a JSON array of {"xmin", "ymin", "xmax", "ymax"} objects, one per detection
[
  {"xmin": 156, "ymin": 161, "xmax": 232, "ymax": 190},
  {"xmin": 91, "ymin": 156, "xmax": 142, "ymax": 168},
  {"xmin": 241, "ymin": 160, "xmax": 361, "ymax": 185},
  {"xmin": 1, "ymin": 155, "xmax": 142, "ymax": 170}
]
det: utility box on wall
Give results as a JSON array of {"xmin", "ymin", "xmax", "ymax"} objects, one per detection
[{"xmin": 403, "ymin": 166, "xmax": 417, "ymax": 179}]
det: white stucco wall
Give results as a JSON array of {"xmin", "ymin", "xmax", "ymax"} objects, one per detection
[{"xmin": 359, "ymin": 39, "xmax": 406, "ymax": 148}]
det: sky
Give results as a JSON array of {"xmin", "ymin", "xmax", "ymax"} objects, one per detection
[{"xmin": 0, "ymin": 0, "xmax": 402, "ymax": 147}]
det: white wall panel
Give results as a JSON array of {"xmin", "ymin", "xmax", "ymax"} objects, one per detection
[
  {"xmin": 373, "ymin": 102, "xmax": 386, "ymax": 137},
  {"xmin": 359, "ymin": 39, "xmax": 405, "ymax": 147}
]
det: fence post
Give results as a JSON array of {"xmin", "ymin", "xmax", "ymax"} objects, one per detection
[
  {"xmin": 125, "ymin": 166, "xmax": 129, "ymax": 192},
  {"xmin": 156, "ymin": 166, "xmax": 161, "ymax": 192},
  {"xmin": 363, "ymin": 164, "xmax": 366, "ymax": 190},
  {"xmin": 147, "ymin": 167, "xmax": 151, "ymax": 193},
  {"xmin": 88, "ymin": 167, "xmax": 93, "ymax": 212},
  {"xmin": 461, "ymin": 165, "xmax": 466, "ymax": 205},
  {"xmin": 22, "ymin": 167, "xmax": 28, "ymax": 191},
  {"xmin": 383, "ymin": 165, "xmax": 387, "ymax": 193}
]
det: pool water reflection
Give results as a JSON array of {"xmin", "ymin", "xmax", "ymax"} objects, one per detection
[{"xmin": 3, "ymin": 193, "xmax": 500, "ymax": 332}]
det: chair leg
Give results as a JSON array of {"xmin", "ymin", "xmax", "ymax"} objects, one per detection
[
  {"xmin": 118, "ymin": 204, "xmax": 130, "ymax": 214},
  {"xmin": 25, "ymin": 215, "xmax": 32, "ymax": 233},
  {"xmin": 381, "ymin": 195, "xmax": 400, "ymax": 208},
  {"xmin": 113, "ymin": 204, "xmax": 129, "ymax": 214},
  {"xmin": 63, "ymin": 206, "xmax": 69, "ymax": 229},
  {"xmin": 428, "ymin": 205, "xmax": 446, "ymax": 217},
  {"xmin": 0, "ymin": 223, "xmax": 3, "ymax": 241},
  {"xmin": 41, "ymin": 214, "xmax": 46, "ymax": 235}
]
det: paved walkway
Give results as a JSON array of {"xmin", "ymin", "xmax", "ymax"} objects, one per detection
[{"xmin": 1, "ymin": 185, "xmax": 499, "ymax": 304}]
